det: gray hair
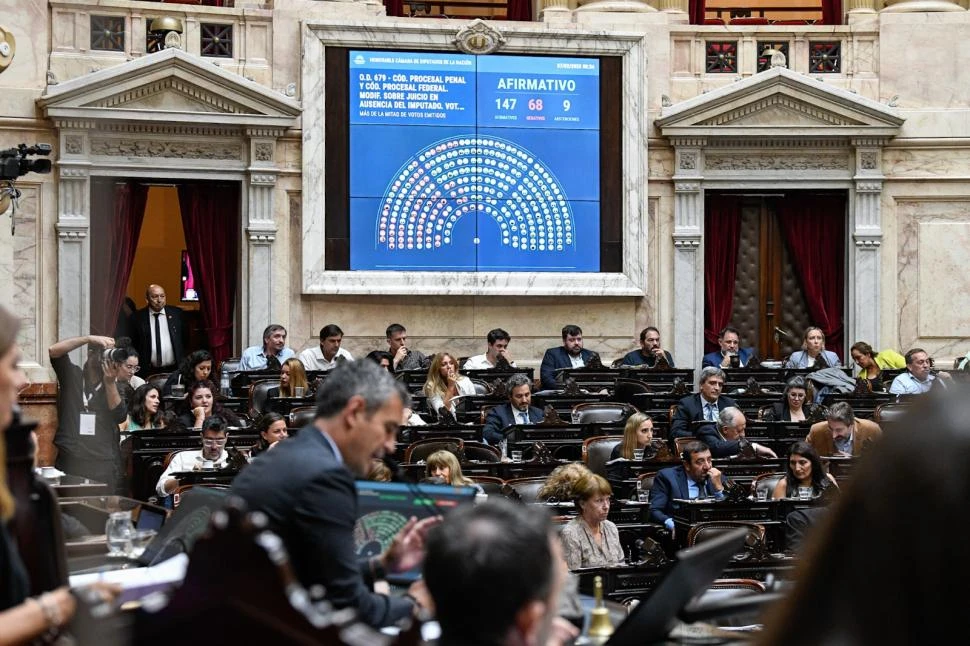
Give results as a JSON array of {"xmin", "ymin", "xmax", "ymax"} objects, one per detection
[
  {"xmin": 699, "ymin": 366, "xmax": 725, "ymax": 386},
  {"xmin": 314, "ymin": 360, "xmax": 410, "ymax": 419},
  {"xmin": 506, "ymin": 373, "xmax": 532, "ymax": 394},
  {"xmin": 826, "ymin": 401, "xmax": 855, "ymax": 426},
  {"xmin": 717, "ymin": 406, "xmax": 743, "ymax": 429}
]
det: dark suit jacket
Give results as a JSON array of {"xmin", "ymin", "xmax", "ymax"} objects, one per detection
[
  {"xmin": 670, "ymin": 394, "xmax": 739, "ymax": 441},
  {"xmin": 701, "ymin": 347, "xmax": 755, "ymax": 369},
  {"xmin": 130, "ymin": 306, "xmax": 186, "ymax": 368},
  {"xmin": 482, "ymin": 403, "xmax": 544, "ymax": 445},
  {"xmin": 539, "ymin": 346, "xmax": 597, "ymax": 390},
  {"xmin": 649, "ymin": 464, "xmax": 731, "ymax": 526},
  {"xmin": 695, "ymin": 424, "xmax": 744, "ymax": 458},
  {"xmin": 231, "ymin": 427, "xmax": 412, "ymax": 627}
]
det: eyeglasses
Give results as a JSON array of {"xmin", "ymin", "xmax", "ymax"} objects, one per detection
[
  {"xmin": 124, "ymin": 364, "xmax": 140, "ymax": 373},
  {"xmin": 202, "ymin": 439, "xmax": 227, "ymax": 447}
]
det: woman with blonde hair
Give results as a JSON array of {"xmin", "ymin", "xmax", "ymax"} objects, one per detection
[
  {"xmin": 276, "ymin": 357, "xmax": 308, "ymax": 398},
  {"xmin": 611, "ymin": 412, "xmax": 654, "ymax": 460},
  {"xmin": 425, "ymin": 450, "xmax": 484, "ymax": 493},
  {"xmin": 423, "ymin": 353, "xmax": 475, "ymax": 419},
  {"xmin": 784, "ymin": 326, "xmax": 842, "ymax": 369}
]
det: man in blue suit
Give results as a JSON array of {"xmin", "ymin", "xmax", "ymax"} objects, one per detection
[
  {"xmin": 702, "ymin": 326, "xmax": 757, "ymax": 369},
  {"xmin": 482, "ymin": 373, "xmax": 544, "ymax": 445},
  {"xmin": 539, "ymin": 324, "xmax": 597, "ymax": 390},
  {"xmin": 649, "ymin": 441, "xmax": 730, "ymax": 535},
  {"xmin": 670, "ymin": 366, "xmax": 739, "ymax": 444}
]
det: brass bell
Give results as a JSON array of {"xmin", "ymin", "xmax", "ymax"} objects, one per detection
[
  {"xmin": 587, "ymin": 575, "xmax": 614, "ymax": 644},
  {"xmin": 148, "ymin": 16, "xmax": 183, "ymax": 34}
]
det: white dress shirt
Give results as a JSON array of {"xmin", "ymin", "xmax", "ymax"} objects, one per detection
[
  {"xmin": 298, "ymin": 346, "xmax": 354, "ymax": 371},
  {"xmin": 155, "ymin": 448, "xmax": 229, "ymax": 497},
  {"xmin": 149, "ymin": 308, "xmax": 176, "ymax": 368}
]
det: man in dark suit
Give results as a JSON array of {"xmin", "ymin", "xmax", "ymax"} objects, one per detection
[
  {"xmin": 697, "ymin": 407, "xmax": 777, "ymax": 459},
  {"xmin": 620, "ymin": 326, "xmax": 675, "ymax": 367},
  {"xmin": 702, "ymin": 325, "xmax": 756, "ymax": 369},
  {"xmin": 670, "ymin": 366, "xmax": 738, "ymax": 444},
  {"xmin": 539, "ymin": 324, "xmax": 597, "ymax": 390},
  {"xmin": 649, "ymin": 440, "xmax": 730, "ymax": 535},
  {"xmin": 130, "ymin": 284, "xmax": 185, "ymax": 373},
  {"xmin": 482, "ymin": 373, "xmax": 544, "ymax": 445},
  {"xmin": 232, "ymin": 361, "xmax": 437, "ymax": 628}
]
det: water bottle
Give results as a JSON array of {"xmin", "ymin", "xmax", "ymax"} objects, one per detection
[
  {"xmin": 106, "ymin": 511, "xmax": 134, "ymax": 557},
  {"xmin": 220, "ymin": 370, "xmax": 231, "ymax": 397}
]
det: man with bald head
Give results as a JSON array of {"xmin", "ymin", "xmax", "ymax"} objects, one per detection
[{"xmin": 130, "ymin": 284, "xmax": 186, "ymax": 373}]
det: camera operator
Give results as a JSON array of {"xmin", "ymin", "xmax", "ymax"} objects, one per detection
[{"xmin": 48, "ymin": 335, "xmax": 128, "ymax": 494}]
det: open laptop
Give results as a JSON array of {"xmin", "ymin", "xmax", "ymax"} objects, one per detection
[
  {"xmin": 604, "ymin": 527, "xmax": 750, "ymax": 645},
  {"xmin": 353, "ymin": 480, "xmax": 477, "ymax": 584}
]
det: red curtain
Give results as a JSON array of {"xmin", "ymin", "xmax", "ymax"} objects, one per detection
[
  {"xmin": 178, "ymin": 183, "xmax": 240, "ymax": 366},
  {"xmin": 704, "ymin": 195, "xmax": 742, "ymax": 352},
  {"xmin": 821, "ymin": 0, "xmax": 842, "ymax": 25},
  {"xmin": 89, "ymin": 180, "xmax": 149, "ymax": 336},
  {"xmin": 776, "ymin": 194, "xmax": 846, "ymax": 359},
  {"xmin": 507, "ymin": 0, "xmax": 532, "ymax": 21},
  {"xmin": 689, "ymin": 0, "xmax": 705, "ymax": 24},
  {"xmin": 383, "ymin": 0, "xmax": 405, "ymax": 17}
]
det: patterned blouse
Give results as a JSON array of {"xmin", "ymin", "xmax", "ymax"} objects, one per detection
[{"xmin": 560, "ymin": 517, "xmax": 626, "ymax": 570}]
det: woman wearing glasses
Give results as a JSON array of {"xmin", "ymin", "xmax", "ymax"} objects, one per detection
[{"xmin": 762, "ymin": 376, "xmax": 827, "ymax": 423}]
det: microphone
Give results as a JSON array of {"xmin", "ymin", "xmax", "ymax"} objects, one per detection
[{"xmin": 774, "ymin": 326, "xmax": 793, "ymax": 340}]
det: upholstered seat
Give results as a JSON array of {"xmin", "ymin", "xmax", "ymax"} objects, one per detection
[
  {"xmin": 248, "ymin": 379, "xmax": 281, "ymax": 418},
  {"xmin": 873, "ymin": 402, "xmax": 910, "ymax": 425},
  {"xmin": 468, "ymin": 379, "xmax": 492, "ymax": 395},
  {"xmin": 462, "ymin": 441, "xmax": 502, "ymax": 463},
  {"xmin": 503, "ymin": 476, "xmax": 548, "ymax": 504},
  {"xmin": 750, "ymin": 472, "xmax": 785, "ymax": 500},
  {"xmin": 469, "ymin": 475, "xmax": 505, "ymax": 496},
  {"xmin": 582, "ymin": 435, "xmax": 623, "ymax": 477},
  {"xmin": 571, "ymin": 402, "xmax": 638, "ymax": 425},
  {"xmin": 686, "ymin": 521, "xmax": 767, "ymax": 560},
  {"xmin": 612, "ymin": 378, "xmax": 653, "ymax": 405},
  {"xmin": 288, "ymin": 406, "xmax": 316, "ymax": 429},
  {"xmin": 403, "ymin": 437, "xmax": 464, "ymax": 463},
  {"xmin": 145, "ymin": 372, "xmax": 171, "ymax": 393}
]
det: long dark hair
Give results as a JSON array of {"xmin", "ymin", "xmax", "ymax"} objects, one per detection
[
  {"xmin": 187, "ymin": 379, "xmax": 241, "ymax": 427},
  {"xmin": 129, "ymin": 383, "xmax": 164, "ymax": 428},
  {"xmin": 252, "ymin": 412, "xmax": 285, "ymax": 455},
  {"xmin": 783, "ymin": 440, "xmax": 831, "ymax": 497},
  {"xmin": 178, "ymin": 350, "xmax": 213, "ymax": 386}
]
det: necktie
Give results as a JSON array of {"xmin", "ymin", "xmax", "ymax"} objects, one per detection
[
  {"xmin": 695, "ymin": 480, "xmax": 707, "ymax": 499},
  {"xmin": 153, "ymin": 313, "xmax": 163, "ymax": 367},
  {"xmin": 519, "ymin": 411, "xmax": 529, "ymax": 425},
  {"xmin": 705, "ymin": 403, "xmax": 716, "ymax": 422}
]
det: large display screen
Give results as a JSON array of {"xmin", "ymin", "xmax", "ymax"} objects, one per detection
[{"xmin": 348, "ymin": 50, "xmax": 601, "ymax": 272}]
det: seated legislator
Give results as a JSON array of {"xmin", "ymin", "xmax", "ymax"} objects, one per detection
[
  {"xmin": 423, "ymin": 352, "xmax": 476, "ymax": 419},
  {"xmin": 610, "ymin": 412, "xmax": 654, "ymax": 461},
  {"xmin": 161, "ymin": 349, "xmax": 212, "ymax": 397},
  {"xmin": 232, "ymin": 361, "xmax": 437, "ymax": 628},
  {"xmin": 697, "ymin": 407, "xmax": 777, "ymax": 459},
  {"xmin": 155, "ymin": 416, "xmax": 231, "ymax": 497},
  {"xmin": 425, "ymin": 450, "xmax": 484, "ymax": 494},
  {"xmin": 482, "ymin": 373, "xmax": 544, "ymax": 446},
  {"xmin": 298, "ymin": 324, "xmax": 354, "ymax": 371},
  {"xmin": 889, "ymin": 347, "xmax": 952, "ymax": 395},
  {"xmin": 539, "ymin": 324, "xmax": 597, "ymax": 390},
  {"xmin": 849, "ymin": 341, "xmax": 903, "ymax": 392},
  {"xmin": 386, "ymin": 323, "xmax": 430, "ymax": 372},
  {"xmin": 172, "ymin": 379, "xmax": 241, "ymax": 431},
  {"xmin": 423, "ymin": 500, "xmax": 575, "ymax": 646},
  {"xmin": 784, "ymin": 326, "xmax": 842, "ymax": 370},
  {"xmin": 463, "ymin": 327, "xmax": 516, "ymax": 369},
  {"xmin": 669, "ymin": 366, "xmax": 738, "ymax": 443},
  {"xmin": 702, "ymin": 325, "xmax": 757, "ymax": 369},
  {"xmin": 269, "ymin": 357, "xmax": 308, "ymax": 399},
  {"xmin": 805, "ymin": 401, "xmax": 882, "ymax": 458},
  {"xmin": 249, "ymin": 412, "xmax": 289, "ymax": 459},
  {"xmin": 772, "ymin": 440, "xmax": 839, "ymax": 501},
  {"xmin": 619, "ymin": 326, "xmax": 675, "ymax": 367},
  {"xmin": 560, "ymin": 474, "xmax": 625, "ymax": 570},
  {"xmin": 239, "ymin": 324, "xmax": 296, "ymax": 371},
  {"xmin": 763, "ymin": 376, "xmax": 826, "ymax": 422},
  {"xmin": 649, "ymin": 441, "xmax": 732, "ymax": 533}
]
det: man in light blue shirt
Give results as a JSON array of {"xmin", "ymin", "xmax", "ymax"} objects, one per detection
[
  {"xmin": 889, "ymin": 347, "xmax": 950, "ymax": 396},
  {"xmin": 239, "ymin": 323, "xmax": 296, "ymax": 370}
]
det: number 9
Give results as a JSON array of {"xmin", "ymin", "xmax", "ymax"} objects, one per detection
[{"xmin": 563, "ymin": 99, "xmax": 571, "ymax": 112}]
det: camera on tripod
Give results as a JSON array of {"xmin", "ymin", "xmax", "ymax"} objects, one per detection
[{"xmin": 0, "ymin": 143, "xmax": 52, "ymax": 181}]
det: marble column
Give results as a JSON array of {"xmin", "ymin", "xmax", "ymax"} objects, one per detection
[
  {"xmin": 670, "ymin": 141, "xmax": 705, "ymax": 373},
  {"xmin": 850, "ymin": 141, "xmax": 884, "ymax": 349},
  {"xmin": 55, "ymin": 129, "xmax": 92, "ymax": 362},
  {"xmin": 244, "ymin": 130, "xmax": 282, "ymax": 347}
]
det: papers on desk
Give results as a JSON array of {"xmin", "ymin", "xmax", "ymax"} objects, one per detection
[{"xmin": 69, "ymin": 553, "xmax": 189, "ymax": 605}]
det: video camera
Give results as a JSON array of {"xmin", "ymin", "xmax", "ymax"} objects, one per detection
[{"xmin": 0, "ymin": 143, "xmax": 52, "ymax": 180}]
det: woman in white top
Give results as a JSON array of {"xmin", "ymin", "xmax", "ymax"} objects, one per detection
[
  {"xmin": 785, "ymin": 326, "xmax": 842, "ymax": 370},
  {"xmin": 423, "ymin": 352, "xmax": 476, "ymax": 419}
]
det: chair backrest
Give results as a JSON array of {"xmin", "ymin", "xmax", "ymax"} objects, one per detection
[
  {"xmin": 757, "ymin": 404, "xmax": 774, "ymax": 421},
  {"xmin": 673, "ymin": 436, "xmax": 698, "ymax": 458},
  {"xmin": 145, "ymin": 372, "xmax": 171, "ymax": 393},
  {"xmin": 503, "ymin": 476, "xmax": 549, "ymax": 504},
  {"xmin": 571, "ymin": 402, "xmax": 638, "ymax": 425},
  {"xmin": 172, "ymin": 483, "xmax": 232, "ymax": 508},
  {"xmin": 219, "ymin": 357, "xmax": 242, "ymax": 383},
  {"xmin": 637, "ymin": 470, "xmax": 658, "ymax": 492},
  {"xmin": 469, "ymin": 475, "xmax": 505, "ymax": 497},
  {"xmin": 750, "ymin": 472, "xmax": 785, "ymax": 500},
  {"xmin": 468, "ymin": 379, "xmax": 493, "ymax": 395},
  {"xmin": 479, "ymin": 404, "xmax": 497, "ymax": 425},
  {"xmin": 462, "ymin": 441, "xmax": 502, "ymax": 463},
  {"xmin": 612, "ymin": 378, "xmax": 653, "ymax": 405},
  {"xmin": 873, "ymin": 402, "xmax": 910, "ymax": 424},
  {"xmin": 582, "ymin": 435, "xmax": 623, "ymax": 477},
  {"xmin": 686, "ymin": 521, "xmax": 767, "ymax": 560},
  {"xmin": 403, "ymin": 437, "xmax": 464, "ymax": 463},
  {"xmin": 288, "ymin": 406, "xmax": 316, "ymax": 429},
  {"xmin": 248, "ymin": 379, "xmax": 280, "ymax": 418}
]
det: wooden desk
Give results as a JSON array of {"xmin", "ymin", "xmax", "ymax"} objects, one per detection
[
  {"xmin": 671, "ymin": 496, "xmax": 822, "ymax": 551},
  {"xmin": 555, "ymin": 367, "xmax": 694, "ymax": 392},
  {"xmin": 46, "ymin": 474, "xmax": 110, "ymax": 498}
]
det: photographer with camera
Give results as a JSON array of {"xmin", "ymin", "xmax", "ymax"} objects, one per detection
[{"xmin": 48, "ymin": 335, "xmax": 128, "ymax": 494}]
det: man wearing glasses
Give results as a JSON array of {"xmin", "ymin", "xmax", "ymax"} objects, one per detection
[
  {"xmin": 889, "ymin": 347, "xmax": 951, "ymax": 396},
  {"xmin": 155, "ymin": 416, "xmax": 230, "ymax": 498}
]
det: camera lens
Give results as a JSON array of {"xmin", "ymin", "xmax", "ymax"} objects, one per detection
[{"xmin": 104, "ymin": 348, "xmax": 127, "ymax": 363}]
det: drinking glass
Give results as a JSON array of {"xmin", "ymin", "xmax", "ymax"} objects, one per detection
[
  {"xmin": 510, "ymin": 450, "xmax": 523, "ymax": 462},
  {"xmin": 633, "ymin": 448, "xmax": 645, "ymax": 461},
  {"xmin": 756, "ymin": 489, "xmax": 769, "ymax": 502},
  {"xmin": 294, "ymin": 386, "xmax": 305, "ymax": 398},
  {"xmin": 106, "ymin": 511, "xmax": 134, "ymax": 557},
  {"xmin": 129, "ymin": 529, "xmax": 157, "ymax": 559},
  {"xmin": 797, "ymin": 486, "xmax": 813, "ymax": 501}
]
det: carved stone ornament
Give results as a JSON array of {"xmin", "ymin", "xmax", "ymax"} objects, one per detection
[
  {"xmin": 64, "ymin": 136, "xmax": 83, "ymax": 155},
  {"xmin": 90, "ymin": 138, "xmax": 242, "ymax": 160},
  {"xmin": 860, "ymin": 151, "xmax": 878, "ymax": 170},
  {"xmin": 705, "ymin": 153, "xmax": 849, "ymax": 171},
  {"xmin": 454, "ymin": 20, "xmax": 505, "ymax": 55},
  {"xmin": 254, "ymin": 142, "xmax": 274, "ymax": 162},
  {"xmin": 679, "ymin": 152, "xmax": 697, "ymax": 170}
]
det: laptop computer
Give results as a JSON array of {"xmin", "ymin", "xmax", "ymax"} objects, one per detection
[
  {"xmin": 353, "ymin": 480, "xmax": 477, "ymax": 584},
  {"xmin": 604, "ymin": 527, "xmax": 750, "ymax": 645}
]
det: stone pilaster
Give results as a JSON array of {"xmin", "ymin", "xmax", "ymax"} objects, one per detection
[
  {"xmin": 56, "ymin": 125, "xmax": 92, "ymax": 361},
  {"xmin": 850, "ymin": 140, "xmax": 884, "ymax": 350},
  {"xmin": 671, "ymin": 138, "xmax": 706, "ymax": 373}
]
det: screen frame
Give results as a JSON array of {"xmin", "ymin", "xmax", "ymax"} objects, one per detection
[{"xmin": 301, "ymin": 21, "xmax": 648, "ymax": 296}]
